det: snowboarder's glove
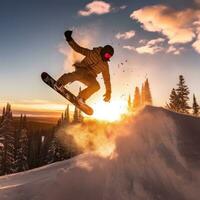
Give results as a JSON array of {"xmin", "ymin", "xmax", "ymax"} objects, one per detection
[
  {"xmin": 103, "ymin": 92, "xmax": 111, "ymax": 102},
  {"xmin": 64, "ymin": 30, "xmax": 73, "ymax": 42}
]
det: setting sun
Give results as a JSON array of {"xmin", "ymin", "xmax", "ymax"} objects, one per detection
[{"xmin": 90, "ymin": 99, "xmax": 127, "ymax": 122}]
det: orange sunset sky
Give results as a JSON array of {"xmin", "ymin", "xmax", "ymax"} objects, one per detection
[{"xmin": 1, "ymin": 0, "xmax": 200, "ymax": 121}]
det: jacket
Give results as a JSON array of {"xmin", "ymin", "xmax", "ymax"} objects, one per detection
[{"xmin": 68, "ymin": 39, "xmax": 111, "ymax": 94}]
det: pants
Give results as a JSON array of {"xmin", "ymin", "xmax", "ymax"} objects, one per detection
[{"xmin": 57, "ymin": 68, "xmax": 100, "ymax": 100}]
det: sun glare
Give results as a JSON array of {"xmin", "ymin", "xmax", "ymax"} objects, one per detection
[{"xmin": 90, "ymin": 99, "xmax": 127, "ymax": 122}]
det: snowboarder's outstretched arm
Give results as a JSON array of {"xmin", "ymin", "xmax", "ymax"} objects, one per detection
[
  {"xmin": 102, "ymin": 63, "xmax": 111, "ymax": 102},
  {"xmin": 64, "ymin": 30, "xmax": 91, "ymax": 56}
]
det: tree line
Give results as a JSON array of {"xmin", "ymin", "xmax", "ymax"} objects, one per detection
[
  {"xmin": 128, "ymin": 78, "xmax": 153, "ymax": 112},
  {"xmin": 0, "ymin": 103, "xmax": 83, "ymax": 176},
  {"xmin": 127, "ymin": 75, "xmax": 200, "ymax": 117},
  {"xmin": 167, "ymin": 75, "xmax": 200, "ymax": 116}
]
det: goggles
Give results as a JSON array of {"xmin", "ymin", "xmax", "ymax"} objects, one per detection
[{"xmin": 104, "ymin": 53, "xmax": 112, "ymax": 60}]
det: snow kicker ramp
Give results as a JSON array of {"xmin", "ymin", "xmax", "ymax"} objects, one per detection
[{"xmin": 1, "ymin": 106, "xmax": 200, "ymax": 200}]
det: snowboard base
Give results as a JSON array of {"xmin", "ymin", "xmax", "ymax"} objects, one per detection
[{"xmin": 41, "ymin": 72, "xmax": 93, "ymax": 116}]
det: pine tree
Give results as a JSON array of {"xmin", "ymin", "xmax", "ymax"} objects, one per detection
[
  {"xmin": 78, "ymin": 109, "xmax": 83, "ymax": 122},
  {"xmin": 141, "ymin": 84, "xmax": 145, "ymax": 106},
  {"xmin": 47, "ymin": 132, "xmax": 68, "ymax": 162},
  {"xmin": 28, "ymin": 130, "xmax": 42, "ymax": 169},
  {"xmin": 64, "ymin": 105, "xmax": 70, "ymax": 124},
  {"xmin": 0, "ymin": 104, "xmax": 16, "ymax": 174},
  {"xmin": 61, "ymin": 113, "xmax": 64, "ymax": 122},
  {"xmin": 0, "ymin": 140, "xmax": 4, "ymax": 175},
  {"xmin": 73, "ymin": 106, "xmax": 79, "ymax": 123},
  {"xmin": 0, "ymin": 107, "xmax": 5, "ymax": 124},
  {"xmin": 176, "ymin": 75, "xmax": 190, "ymax": 114},
  {"xmin": 77, "ymin": 87, "xmax": 84, "ymax": 122},
  {"xmin": 15, "ymin": 115, "xmax": 29, "ymax": 172},
  {"xmin": 133, "ymin": 87, "xmax": 141, "ymax": 110},
  {"xmin": 45, "ymin": 129, "xmax": 56, "ymax": 164},
  {"xmin": 167, "ymin": 88, "xmax": 180, "ymax": 112},
  {"xmin": 193, "ymin": 94, "xmax": 200, "ymax": 116},
  {"xmin": 127, "ymin": 95, "xmax": 132, "ymax": 112},
  {"xmin": 144, "ymin": 78, "xmax": 152, "ymax": 105}
]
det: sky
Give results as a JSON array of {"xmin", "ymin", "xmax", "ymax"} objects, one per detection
[{"xmin": 1, "ymin": 0, "xmax": 200, "ymax": 118}]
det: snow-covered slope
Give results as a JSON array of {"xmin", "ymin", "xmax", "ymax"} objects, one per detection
[{"xmin": 1, "ymin": 106, "xmax": 200, "ymax": 200}]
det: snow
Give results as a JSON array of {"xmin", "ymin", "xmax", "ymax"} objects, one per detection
[{"xmin": 1, "ymin": 106, "xmax": 200, "ymax": 200}]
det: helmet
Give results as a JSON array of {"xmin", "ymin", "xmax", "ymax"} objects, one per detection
[{"xmin": 100, "ymin": 45, "xmax": 114, "ymax": 61}]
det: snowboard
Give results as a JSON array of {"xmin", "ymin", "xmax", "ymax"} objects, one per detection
[{"xmin": 41, "ymin": 72, "xmax": 93, "ymax": 115}]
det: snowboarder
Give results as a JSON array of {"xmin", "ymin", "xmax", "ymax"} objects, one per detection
[{"xmin": 55, "ymin": 30, "xmax": 114, "ymax": 105}]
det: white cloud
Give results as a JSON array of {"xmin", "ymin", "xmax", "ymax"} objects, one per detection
[
  {"xmin": 136, "ymin": 45, "xmax": 163, "ymax": 55},
  {"xmin": 123, "ymin": 37, "xmax": 165, "ymax": 55},
  {"xmin": 115, "ymin": 30, "xmax": 136, "ymax": 40},
  {"xmin": 192, "ymin": 38, "xmax": 200, "ymax": 53},
  {"xmin": 147, "ymin": 38, "xmax": 165, "ymax": 46},
  {"xmin": 167, "ymin": 45, "xmax": 176, "ymax": 53},
  {"xmin": 166, "ymin": 46, "xmax": 184, "ymax": 55},
  {"xmin": 78, "ymin": 1, "xmax": 111, "ymax": 16},
  {"xmin": 130, "ymin": 5, "xmax": 200, "ymax": 44},
  {"xmin": 136, "ymin": 38, "xmax": 165, "ymax": 54},
  {"xmin": 123, "ymin": 45, "xmax": 135, "ymax": 51},
  {"xmin": 139, "ymin": 39, "xmax": 147, "ymax": 44}
]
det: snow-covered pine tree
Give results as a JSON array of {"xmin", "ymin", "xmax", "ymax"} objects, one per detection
[
  {"xmin": 38, "ymin": 129, "xmax": 54, "ymax": 166},
  {"xmin": 0, "ymin": 103, "xmax": 16, "ymax": 174},
  {"xmin": 176, "ymin": 75, "xmax": 190, "ymax": 114},
  {"xmin": 14, "ymin": 114, "xmax": 29, "ymax": 172},
  {"xmin": 47, "ymin": 133, "xmax": 68, "ymax": 162},
  {"xmin": 46, "ymin": 119, "xmax": 71, "ymax": 163},
  {"xmin": 28, "ymin": 129, "xmax": 42, "ymax": 169},
  {"xmin": 133, "ymin": 87, "xmax": 141, "ymax": 110},
  {"xmin": 144, "ymin": 78, "xmax": 152, "ymax": 105},
  {"xmin": 193, "ymin": 94, "xmax": 200, "ymax": 116},
  {"xmin": 0, "ymin": 107, "xmax": 6, "ymax": 175},
  {"xmin": 44, "ymin": 129, "xmax": 56, "ymax": 164},
  {"xmin": 166, "ymin": 88, "xmax": 180, "ymax": 112}
]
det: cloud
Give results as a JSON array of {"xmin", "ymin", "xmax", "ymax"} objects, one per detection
[
  {"xmin": 123, "ymin": 45, "xmax": 135, "ymax": 51},
  {"xmin": 166, "ymin": 46, "xmax": 184, "ymax": 55},
  {"xmin": 78, "ymin": 1, "xmax": 111, "ymax": 16},
  {"xmin": 139, "ymin": 39, "xmax": 148, "ymax": 44},
  {"xmin": 58, "ymin": 26, "xmax": 99, "ymax": 72},
  {"xmin": 147, "ymin": 38, "xmax": 165, "ymax": 45},
  {"xmin": 115, "ymin": 30, "xmax": 136, "ymax": 40},
  {"xmin": 136, "ymin": 38, "xmax": 165, "ymax": 54},
  {"xmin": 123, "ymin": 37, "xmax": 165, "ymax": 55},
  {"xmin": 192, "ymin": 38, "xmax": 200, "ymax": 53},
  {"xmin": 136, "ymin": 45, "xmax": 163, "ymax": 55},
  {"xmin": 192, "ymin": 21, "xmax": 200, "ymax": 53},
  {"xmin": 195, "ymin": 0, "xmax": 200, "ymax": 5},
  {"xmin": 130, "ymin": 5, "xmax": 200, "ymax": 44}
]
